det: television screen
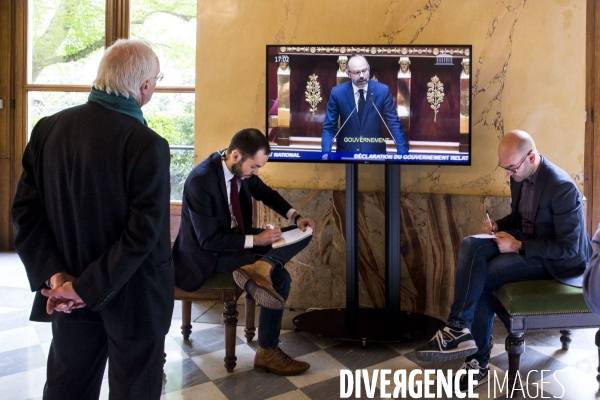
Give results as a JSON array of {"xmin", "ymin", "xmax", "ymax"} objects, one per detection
[{"xmin": 265, "ymin": 44, "xmax": 472, "ymax": 164}]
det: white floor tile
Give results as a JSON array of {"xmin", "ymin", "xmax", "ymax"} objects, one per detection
[
  {"xmin": 0, "ymin": 269, "xmax": 31, "ymax": 289},
  {"xmin": 528, "ymin": 366, "xmax": 599, "ymax": 400},
  {"xmin": 164, "ymin": 336, "xmax": 190, "ymax": 364},
  {"xmin": 99, "ymin": 378, "xmax": 109, "ymax": 399},
  {"xmin": 0, "ymin": 306, "xmax": 21, "ymax": 314},
  {"xmin": 529, "ymin": 345, "xmax": 598, "ymax": 370},
  {"xmin": 0, "ymin": 325, "xmax": 40, "ymax": 353},
  {"xmin": 235, "ymin": 324, "xmax": 257, "ymax": 343},
  {"xmin": 160, "ymin": 381, "xmax": 228, "ymax": 400},
  {"xmin": 285, "ymin": 350, "xmax": 347, "ymax": 389},
  {"xmin": 167, "ymin": 321, "xmax": 218, "ymax": 338},
  {"xmin": 0, "ymin": 367, "xmax": 46, "ymax": 400},
  {"xmin": 191, "ymin": 343, "xmax": 256, "ymax": 381}
]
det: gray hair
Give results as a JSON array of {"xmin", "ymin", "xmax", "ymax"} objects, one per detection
[{"xmin": 93, "ymin": 39, "xmax": 159, "ymax": 99}]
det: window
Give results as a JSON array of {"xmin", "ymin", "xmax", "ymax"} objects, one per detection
[{"xmin": 24, "ymin": 0, "xmax": 196, "ymax": 199}]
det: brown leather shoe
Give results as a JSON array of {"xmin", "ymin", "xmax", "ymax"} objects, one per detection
[
  {"xmin": 254, "ymin": 346, "xmax": 310, "ymax": 376},
  {"xmin": 232, "ymin": 260, "xmax": 285, "ymax": 310}
]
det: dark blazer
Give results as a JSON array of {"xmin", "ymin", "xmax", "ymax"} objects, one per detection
[
  {"xmin": 321, "ymin": 80, "xmax": 408, "ymax": 154},
  {"xmin": 11, "ymin": 101, "xmax": 173, "ymax": 339},
  {"xmin": 496, "ymin": 157, "xmax": 591, "ymax": 287},
  {"xmin": 583, "ymin": 224, "xmax": 600, "ymax": 315},
  {"xmin": 173, "ymin": 151, "xmax": 293, "ymax": 291}
]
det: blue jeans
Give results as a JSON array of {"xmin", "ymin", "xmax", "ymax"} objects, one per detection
[
  {"xmin": 214, "ymin": 228, "xmax": 312, "ymax": 349},
  {"xmin": 446, "ymin": 235, "xmax": 551, "ymax": 365}
]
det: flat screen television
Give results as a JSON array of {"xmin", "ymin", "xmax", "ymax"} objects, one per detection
[{"xmin": 265, "ymin": 44, "xmax": 472, "ymax": 164}]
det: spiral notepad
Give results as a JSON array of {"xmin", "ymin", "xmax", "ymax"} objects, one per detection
[{"xmin": 272, "ymin": 227, "xmax": 313, "ymax": 248}]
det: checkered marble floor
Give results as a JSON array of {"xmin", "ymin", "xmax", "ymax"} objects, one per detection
[{"xmin": 1, "ymin": 250, "xmax": 599, "ymax": 400}]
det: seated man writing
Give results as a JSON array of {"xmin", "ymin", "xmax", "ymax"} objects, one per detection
[
  {"xmin": 172, "ymin": 128, "xmax": 315, "ymax": 376},
  {"xmin": 415, "ymin": 129, "xmax": 591, "ymax": 391}
]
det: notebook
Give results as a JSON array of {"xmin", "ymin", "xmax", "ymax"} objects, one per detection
[{"xmin": 272, "ymin": 227, "xmax": 313, "ymax": 248}]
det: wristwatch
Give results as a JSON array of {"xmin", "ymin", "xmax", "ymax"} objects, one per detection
[
  {"xmin": 294, "ymin": 214, "xmax": 302, "ymax": 225},
  {"xmin": 518, "ymin": 241, "xmax": 525, "ymax": 256}
]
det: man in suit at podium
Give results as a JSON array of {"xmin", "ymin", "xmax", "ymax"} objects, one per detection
[
  {"xmin": 321, "ymin": 54, "xmax": 408, "ymax": 154},
  {"xmin": 172, "ymin": 128, "xmax": 315, "ymax": 376}
]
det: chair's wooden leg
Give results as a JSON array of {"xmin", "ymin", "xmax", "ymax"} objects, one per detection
[
  {"xmin": 223, "ymin": 295, "xmax": 239, "ymax": 373},
  {"xmin": 559, "ymin": 329, "xmax": 572, "ymax": 351},
  {"xmin": 595, "ymin": 328, "xmax": 600, "ymax": 386},
  {"xmin": 505, "ymin": 333, "xmax": 525, "ymax": 391},
  {"xmin": 244, "ymin": 292, "xmax": 256, "ymax": 343},
  {"xmin": 181, "ymin": 300, "xmax": 192, "ymax": 341}
]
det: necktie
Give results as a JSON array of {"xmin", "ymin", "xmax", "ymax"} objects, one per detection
[
  {"xmin": 358, "ymin": 89, "xmax": 365, "ymax": 122},
  {"xmin": 230, "ymin": 177, "xmax": 244, "ymax": 234}
]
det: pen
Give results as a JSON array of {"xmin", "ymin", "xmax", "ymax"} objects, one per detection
[{"xmin": 485, "ymin": 210, "xmax": 494, "ymax": 234}]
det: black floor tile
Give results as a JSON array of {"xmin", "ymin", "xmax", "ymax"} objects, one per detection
[
  {"xmin": 277, "ymin": 330, "xmax": 321, "ymax": 359},
  {"xmin": 0, "ymin": 345, "xmax": 47, "ymax": 378},
  {"xmin": 323, "ymin": 341, "xmax": 401, "ymax": 370},
  {"xmin": 302, "ymin": 376, "xmax": 382, "ymax": 399},
  {"xmin": 213, "ymin": 368, "xmax": 297, "ymax": 400},
  {"xmin": 175, "ymin": 325, "xmax": 244, "ymax": 358},
  {"xmin": 0, "ymin": 309, "xmax": 34, "ymax": 332},
  {"xmin": 162, "ymin": 357, "xmax": 210, "ymax": 394}
]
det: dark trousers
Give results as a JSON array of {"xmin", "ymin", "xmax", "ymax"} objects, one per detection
[
  {"xmin": 446, "ymin": 233, "xmax": 551, "ymax": 365},
  {"xmin": 43, "ymin": 321, "xmax": 165, "ymax": 400},
  {"xmin": 214, "ymin": 227, "xmax": 312, "ymax": 349}
]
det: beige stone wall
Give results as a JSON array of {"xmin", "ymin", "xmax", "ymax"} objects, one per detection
[
  {"xmin": 252, "ymin": 189, "xmax": 513, "ymax": 318},
  {"xmin": 195, "ymin": 0, "xmax": 585, "ymax": 196},
  {"xmin": 194, "ymin": 1, "xmax": 586, "ymax": 313}
]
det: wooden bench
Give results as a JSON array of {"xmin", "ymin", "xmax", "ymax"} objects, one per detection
[
  {"xmin": 494, "ymin": 279, "xmax": 600, "ymax": 386},
  {"xmin": 170, "ymin": 203, "xmax": 255, "ymax": 373}
]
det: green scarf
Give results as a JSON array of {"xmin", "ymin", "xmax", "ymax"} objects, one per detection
[{"xmin": 88, "ymin": 87, "xmax": 147, "ymax": 126}]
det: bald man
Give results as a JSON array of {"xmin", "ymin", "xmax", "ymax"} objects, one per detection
[
  {"xmin": 415, "ymin": 130, "xmax": 591, "ymax": 390},
  {"xmin": 321, "ymin": 54, "xmax": 408, "ymax": 154}
]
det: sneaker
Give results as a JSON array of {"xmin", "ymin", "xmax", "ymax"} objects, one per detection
[
  {"xmin": 458, "ymin": 359, "xmax": 489, "ymax": 392},
  {"xmin": 414, "ymin": 326, "xmax": 478, "ymax": 362}
]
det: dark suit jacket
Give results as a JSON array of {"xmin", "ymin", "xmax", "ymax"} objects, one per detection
[
  {"xmin": 496, "ymin": 157, "xmax": 591, "ymax": 287},
  {"xmin": 321, "ymin": 80, "xmax": 408, "ymax": 154},
  {"xmin": 11, "ymin": 101, "xmax": 173, "ymax": 339},
  {"xmin": 172, "ymin": 151, "xmax": 293, "ymax": 291},
  {"xmin": 583, "ymin": 225, "xmax": 600, "ymax": 315}
]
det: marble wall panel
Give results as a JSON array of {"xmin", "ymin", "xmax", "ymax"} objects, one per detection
[
  {"xmin": 258, "ymin": 188, "xmax": 511, "ymax": 320},
  {"xmin": 253, "ymin": 188, "xmax": 335, "ymax": 308}
]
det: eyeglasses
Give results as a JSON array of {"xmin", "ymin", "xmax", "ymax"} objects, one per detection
[
  {"xmin": 154, "ymin": 72, "xmax": 164, "ymax": 82},
  {"xmin": 498, "ymin": 149, "xmax": 533, "ymax": 174},
  {"xmin": 348, "ymin": 68, "xmax": 369, "ymax": 77}
]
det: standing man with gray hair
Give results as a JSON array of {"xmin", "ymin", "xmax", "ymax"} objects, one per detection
[{"xmin": 12, "ymin": 39, "xmax": 172, "ymax": 399}]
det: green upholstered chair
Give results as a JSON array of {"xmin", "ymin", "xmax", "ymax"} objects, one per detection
[
  {"xmin": 494, "ymin": 279, "xmax": 600, "ymax": 386},
  {"xmin": 174, "ymin": 273, "xmax": 256, "ymax": 373}
]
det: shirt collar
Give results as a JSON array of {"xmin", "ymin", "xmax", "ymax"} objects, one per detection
[
  {"xmin": 352, "ymin": 82, "xmax": 368, "ymax": 94},
  {"xmin": 525, "ymin": 155, "xmax": 543, "ymax": 185},
  {"xmin": 222, "ymin": 159, "xmax": 235, "ymax": 182}
]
